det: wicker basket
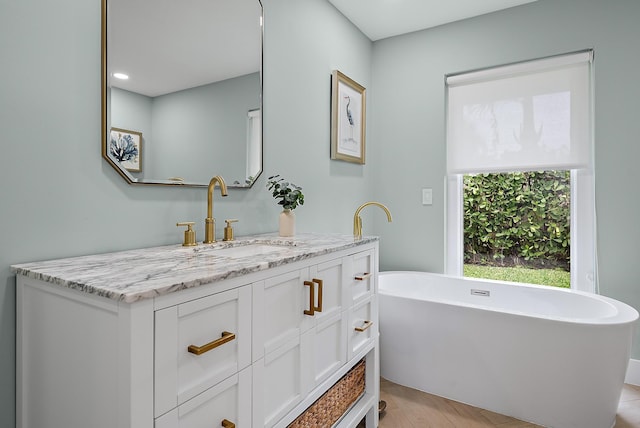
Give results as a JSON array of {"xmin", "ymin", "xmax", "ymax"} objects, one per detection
[{"xmin": 288, "ymin": 359, "xmax": 366, "ymax": 428}]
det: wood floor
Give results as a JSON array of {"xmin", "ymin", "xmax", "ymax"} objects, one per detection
[{"xmin": 378, "ymin": 378, "xmax": 640, "ymax": 427}]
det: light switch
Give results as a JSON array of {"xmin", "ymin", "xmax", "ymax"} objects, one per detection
[{"xmin": 422, "ymin": 188, "xmax": 433, "ymax": 205}]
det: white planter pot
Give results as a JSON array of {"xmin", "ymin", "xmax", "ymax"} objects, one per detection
[{"xmin": 279, "ymin": 209, "xmax": 295, "ymax": 237}]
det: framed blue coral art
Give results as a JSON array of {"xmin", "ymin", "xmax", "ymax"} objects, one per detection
[
  {"xmin": 109, "ymin": 128, "xmax": 142, "ymax": 172},
  {"xmin": 331, "ymin": 70, "xmax": 366, "ymax": 164}
]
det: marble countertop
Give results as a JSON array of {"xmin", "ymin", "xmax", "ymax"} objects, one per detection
[{"xmin": 12, "ymin": 233, "xmax": 377, "ymax": 303}]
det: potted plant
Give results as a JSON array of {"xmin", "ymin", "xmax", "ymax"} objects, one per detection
[{"xmin": 266, "ymin": 175, "xmax": 304, "ymax": 236}]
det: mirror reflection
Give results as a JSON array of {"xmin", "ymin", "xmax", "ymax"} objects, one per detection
[{"xmin": 102, "ymin": 0, "xmax": 263, "ymax": 187}]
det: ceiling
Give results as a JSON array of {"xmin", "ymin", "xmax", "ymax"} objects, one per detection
[
  {"xmin": 107, "ymin": 0, "xmax": 538, "ymax": 98},
  {"xmin": 108, "ymin": 0, "xmax": 262, "ymax": 97},
  {"xmin": 327, "ymin": 0, "xmax": 538, "ymax": 41}
]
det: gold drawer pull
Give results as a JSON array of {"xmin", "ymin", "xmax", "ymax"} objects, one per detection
[
  {"xmin": 312, "ymin": 278, "xmax": 323, "ymax": 312},
  {"xmin": 221, "ymin": 419, "xmax": 235, "ymax": 428},
  {"xmin": 355, "ymin": 320, "xmax": 373, "ymax": 332},
  {"xmin": 354, "ymin": 272, "xmax": 371, "ymax": 281},
  {"xmin": 187, "ymin": 331, "xmax": 235, "ymax": 355},
  {"xmin": 304, "ymin": 280, "xmax": 315, "ymax": 316}
]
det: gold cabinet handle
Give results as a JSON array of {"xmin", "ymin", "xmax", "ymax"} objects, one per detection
[
  {"xmin": 187, "ymin": 331, "xmax": 235, "ymax": 355},
  {"xmin": 221, "ymin": 419, "xmax": 235, "ymax": 428},
  {"xmin": 355, "ymin": 320, "xmax": 373, "ymax": 332},
  {"xmin": 304, "ymin": 280, "xmax": 315, "ymax": 316},
  {"xmin": 312, "ymin": 278, "xmax": 323, "ymax": 312},
  {"xmin": 355, "ymin": 272, "xmax": 371, "ymax": 281}
]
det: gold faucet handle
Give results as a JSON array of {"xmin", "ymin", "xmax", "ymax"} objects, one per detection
[
  {"xmin": 177, "ymin": 222, "xmax": 197, "ymax": 246},
  {"xmin": 223, "ymin": 219, "xmax": 239, "ymax": 241}
]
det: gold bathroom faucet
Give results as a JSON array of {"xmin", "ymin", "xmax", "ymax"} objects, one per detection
[
  {"xmin": 353, "ymin": 201, "xmax": 392, "ymax": 239},
  {"xmin": 204, "ymin": 175, "xmax": 228, "ymax": 243}
]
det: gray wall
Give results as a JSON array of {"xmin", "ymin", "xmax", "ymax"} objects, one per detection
[
  {"xmin": 151, "ymin": 72, "xmax": 261, "ymax": 184},
  {"xmin": 371, "ymin": 0, "xmax": 640, "ymax": 356},
  {"xmin": 2, "ymin": 0, "xmax": 640, "ymax": 426},
  {"xmin": 112, "ymin": 73, "xmax": 260, "ymax": 184},
  {"xmin": 111, "ymin": 87, "xmax": 153, "ymax": 180},
  {"xmin": 0, "ymin": 0, "xmax": 371, "ymax": 426}
]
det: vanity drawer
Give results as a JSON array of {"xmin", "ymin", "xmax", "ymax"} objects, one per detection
[
  {"xmin": 350, "ymin": 249, "xmax": 376, "ymax": 304},
  {"xmin": 155, "ymin": 366, "xmax": 251, "ymax": 428},
  {"xmin": 348, "ymin": 295, "xmax": 376, "ymax": 359},
  {"xmin": 155, "ymin": 285, "xmax": 251, "ymax": 417}
]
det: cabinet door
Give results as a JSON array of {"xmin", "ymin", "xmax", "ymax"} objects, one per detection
[
  {"xmin": 252, "ymin": 333, "xmax": 312, "ymax": 428},
  {"xmin": 308, "ymin": 257, "xmax": 346, "ymax": 321},
  {"xmin": 155, "ymin": 366, "xmax": 251, "ymax": 428},
  {"xmin": 308, "ymin": 258, "xmax": 348, "ymax": 387},
  {"xmin": 309, "ymin": 308, "xmax": 347, "ymax": 387},
  {"xmin": 155, "ymin": 285, "xmax": 251, "ymax": 416},
  {"xmin": 252, "ymin": 268, "xmax": 309, "ymax": 362},
  {"xmin": 251, "ymin": 269, "xmax": 313, "ymax": 428}
]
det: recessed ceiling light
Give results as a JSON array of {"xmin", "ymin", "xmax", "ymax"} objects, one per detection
[{"xmin": 113, "ymin": 72, "xmax": 129, "ymax": 80}]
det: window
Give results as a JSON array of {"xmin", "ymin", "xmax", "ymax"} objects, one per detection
[
  {"xmin": 445, "ymin": 51, "xmax": 596, "ymax": 292},
  {"xmin": 463, "ymin": 170, "xmax": 571, "ymax": 288},
  {"xmin": 246, "ymin": 109, "xmax": 261, "ymax": 184}
]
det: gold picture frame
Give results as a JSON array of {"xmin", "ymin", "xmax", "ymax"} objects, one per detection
[
  {"xmin": 109, "ymin": 127, "xmax": 142, "ymax": 172},
  {"xmin": 331, "ymin": 70, "xmax": 366, "ymax": 164}
]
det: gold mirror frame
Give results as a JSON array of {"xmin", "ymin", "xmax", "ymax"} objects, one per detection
[{"xmin": 101, "ymin": 0, "xmax": 263, "ymax": 188}]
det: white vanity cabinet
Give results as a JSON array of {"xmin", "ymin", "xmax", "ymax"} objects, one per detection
[
  {"xmin": 14, "ymin": 234, "xmax": 379, "ymax": 428},
  {"xmin": 251, "ymin": 256, "xmax": 349, "ymax": 428},
  {"xmin": 252, "ymin": 249, "xmax": 379, "ymax": 428}
]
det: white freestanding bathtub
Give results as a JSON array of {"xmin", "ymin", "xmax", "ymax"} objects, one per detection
[{"xmin": 379, "ymin": 271, "xmax": 638, "ymax": 428}]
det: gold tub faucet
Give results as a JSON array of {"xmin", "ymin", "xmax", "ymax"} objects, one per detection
[
  {"xmin": 353, "ymin": 201, "xmax": 392, "ymax": 239},
  {"xmin": 204, "ymin": 175, "xmax": 228, "ymax": 243}
]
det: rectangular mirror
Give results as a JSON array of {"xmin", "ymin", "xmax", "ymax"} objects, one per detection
[{"xmin": 101, "ymin": 0, "xmax": 263, "ymax": 188}]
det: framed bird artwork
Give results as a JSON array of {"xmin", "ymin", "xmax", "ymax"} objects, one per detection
[{"xmin": 331, "ymin": 70, "xmax": 366, "ymax": 164}]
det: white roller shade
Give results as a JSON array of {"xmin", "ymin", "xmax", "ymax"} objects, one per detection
[{"xmin": 446, "ymin": 51, "xmax": 592, "ymax": 174}]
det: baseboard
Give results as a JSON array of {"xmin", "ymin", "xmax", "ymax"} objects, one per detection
[{"xmin": 625, "ymin": 359, "xmax": 640, "ymax": 386}]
